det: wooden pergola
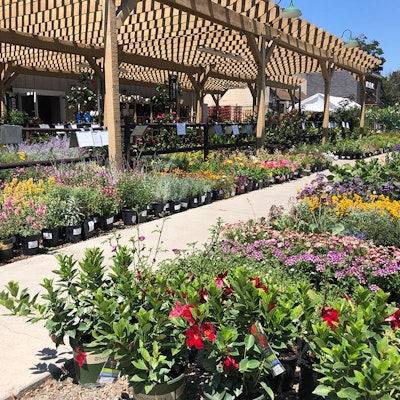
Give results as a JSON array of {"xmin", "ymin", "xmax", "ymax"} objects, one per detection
[{"xmin": 0, "ymin": 0, "xmax": 381, "ymax": 168}]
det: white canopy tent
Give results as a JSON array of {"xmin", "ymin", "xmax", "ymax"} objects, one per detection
[{"xmin": 293, "ymin": 93, "xmax": 361, "ymax": 112}]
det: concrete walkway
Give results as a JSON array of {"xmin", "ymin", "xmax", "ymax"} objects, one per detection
[{"xmin": 0, "ymin": 167, "xmax": 335, "ymax": 400}]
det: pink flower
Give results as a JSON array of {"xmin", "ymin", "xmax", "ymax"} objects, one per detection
[
  {"xmin": 169, "ymin": 301, "xmax": 195, "ymax": 323},
  {"xmin": 385, "ymin": 310, "xmax": 400, "ymax": 330},
  {"xmin": 138, "ymin": 236, "xmax": 145, "ymax": 241},
  {"xmin": 215, "ymin": 271, "xmax": 228, "ymax": 287}
]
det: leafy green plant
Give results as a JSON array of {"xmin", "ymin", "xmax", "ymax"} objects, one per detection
[
  {"xmin": 1, "ymin": 109, "xmax": 28, "ymax": 125},
  {"xmin": 61, "ymin": 195, "xmax": 84, "ymax": 226},
  {"xmin": 309, "ymin": 287, "xmax": 400, "ymax": 400},
  {"xmin": 0, "ymin": 248, "xmax": 110, "ymax": 346}
]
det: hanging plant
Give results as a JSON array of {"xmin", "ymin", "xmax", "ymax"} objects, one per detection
[{"xmin": 66, "ymin": 72, "xmax": 97, "ymax": 114}]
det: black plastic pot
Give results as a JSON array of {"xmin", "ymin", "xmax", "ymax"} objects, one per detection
[
  {"xmin": 121, "ymin": 209, "xmax": 138, "ymax": 225},
  {"xmin": 42, "ymin": 227, "xmax": 60, "ymax": 247},
  {"xmin": 65, "ymin": 224, "xmax": 82, "ymax": 243}
]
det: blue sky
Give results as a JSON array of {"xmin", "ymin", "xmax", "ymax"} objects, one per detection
[{"xmin": 290, "ymin": 1, "xmax": 399, "ymax": 76}]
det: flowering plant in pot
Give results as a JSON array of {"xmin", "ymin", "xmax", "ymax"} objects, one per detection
[
  {"xmin": 307, "ymin": 287, "xmax": 400, "ymax": 399},
  {"xmin": 168, "ymin": 267, "xmax": 300, "ymax": 400},
  {"xmin": 116, "ymin": 172, "xmax": 157, "ymax": 223},
  {"xmin": 0, "ymin": 194, "xmax": 18, "ymax": 241},
  {"xmin": 14, "ymin": 197, "xmax": 46, "ymax": 255},
  {"xmin": 92, "ymin": 264, "xmax": 190, "ymax": 396},
  {"xmin": 0, "ymin": 247, "xmax": 122, "ymax": 385}
]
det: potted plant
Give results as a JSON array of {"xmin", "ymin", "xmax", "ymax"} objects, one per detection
[
  {"xmin": 61, "ymin": 195, "xmax": 84, "ymax": 243},
  {"xmin": 150, "ymin": 174, "xmax": 176, "ymax": 217},
  {"xmin": 1, "ymin": 109, "xmax": 28, "ymax": 125},
  {"xmin": 15, "ymin": 197, "xmax": 46, "ymax": 256},
  {"xmin": 66, "ymin": 242, "xmax": 189, "ymax": 396},
  {"xmin": 116, "ymin": 172, "xmax": 156, "ymax": 224},
  {"xmin": 41, "ymin": 185, "xmax": 69, "ymax": 247},
  {"xmin": 0, "ymin": 195, "xmax": 18, "ymax": 261},
  {"xmin": 96, "ymin": 186, "xmax": 120, "ymax": 231},
  {"xmin": 0, "ymin": 247, "xmax": 120, "ymax": 385},
  {"xmin": 93, "ymin": 272, "xmax": 189, "ymax": 398},
  {"xmin": 168, "ymin": 267, "xmax": 293, "ymax": 400},
  {"xmin": 305, "ymin": 287, "xmax": 400, "ymax": 400},
  {"xmin": 71, "ymin": 186, "xmax": 101, "ymax": 239}
]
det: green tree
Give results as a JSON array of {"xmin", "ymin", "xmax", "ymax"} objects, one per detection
[
  {"xmin": 356, "ymin": 34, "xmax": 385, "ymax": 73},
  {"xmin": 381, "ymin": 71, "xmax": 400, "ymax": 106}
]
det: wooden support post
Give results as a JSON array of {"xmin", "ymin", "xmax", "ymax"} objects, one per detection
[
  {"xmin": 103, "ymin": 0, "xmax": 122, "ymax": 170},
  {"xmin": 320, "ymin": 60, "xmax": 335, "ymax": 144},
  {"xmin": 358, "ymin": 74, "xmax": 366, "ymax": 138},
  {"xmin": 256, "ymin": 37, "xmax": 266, "ymax": 150}
]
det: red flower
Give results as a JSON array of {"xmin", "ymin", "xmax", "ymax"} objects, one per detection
[
  {"xmin": 200, "ymin": 322, "xmax": 216, "ymax": 341},
  {"xmin": 224, "ymin": 285, "xmax": 233, "ymax": 296},
  {"xmin": 199, "ymin": 288, "xmax": 208, "ymax": 303},
  {"xmin": 322, "ymin": 306, "xmax": 340, "ymax": 330},
  {"xmin": 385, "ymin": 309, "xmax": 400, "ymax": 330},
  {"xmin": 222, "ymin": 355, "xmax": 239, "ymax": 372},
  {"xmin": 249, "ymin": 277, "xmax": 268, "ymax": 292},
  {"xmin": 74, "ymin": 347, "xmax": 87, "ymax": 367},
  {"xmin": 169, "ymin": 301, "xmax": 195, "ymax": 323},
  {"xmin": 269, "ymin": 303, "xmax": 275, "ymax": 310},
  {"xmin": 186, "ymin": 325, "xmax": 203, "ymax": 349}
]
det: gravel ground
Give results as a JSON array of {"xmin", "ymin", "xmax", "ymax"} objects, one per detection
[{"xmin": 15, "ymin": 361, "xmax": 300, "ymax": 399}]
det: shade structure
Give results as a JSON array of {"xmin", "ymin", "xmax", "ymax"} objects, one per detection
[
  {"xmin": 0, "ymin": 0, "xmax": 382, "ymax": 94},
  {"xmin": 293, "ymin": 93, "xmax": 361, "ymax": 112}
]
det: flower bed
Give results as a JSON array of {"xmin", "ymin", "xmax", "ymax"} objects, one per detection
[
  {"xmin": 0, "ymin": 150, "xmax": 332, "ymax": 261},
  {"xmin": 1, "ymin": 238, "xmax": 400, "ymax": 399}
]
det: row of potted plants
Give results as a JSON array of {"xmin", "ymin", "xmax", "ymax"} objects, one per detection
[
  {"xmin": 0, "ymin": 150, "xmax": 330, "ymax": 261},
  {"xmin": 1, "ymin": 235, "xmax": 399, "ymax": 400},
  {"xmin": 2, "ymin": 148, "xmax": 400, "ymax": 398}
]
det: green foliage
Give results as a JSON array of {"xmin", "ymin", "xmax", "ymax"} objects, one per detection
[
  {"xmin": 365, "ymin": 105, "xmax": 400, "ymax": 131},
  {"xmin": 66, "ymin": 72, "xmax": 97, "ymax": 113},
  {"xmin": 356, "ymin": 34, "xmax": 385, "ymax": 74},
  {"xmin": 61, "ymin": 195, "xmax": 84, "ymax": 226},
  {"xmin": 264, "ymin": 110, "xmax": 311, "ymax": 151},
  {"xmin": 1, "ymin": 109, "xmax": 28, "ymax": 125},
  {"xmin": 0, "ymin": 248, "xmax": 108, "ymax": 346},
  {"xmin": 310, "ymin": 288, "xmax": 400, "ymax": 400},
  {"xmin": 382, "ymin": 71, "xmax": 400, "ymax": 106}
]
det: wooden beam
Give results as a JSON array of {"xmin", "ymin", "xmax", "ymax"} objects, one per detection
[
  {"xmin": 157, "ymin": 0, "xmax": 372, "ymax": 74},
  {"xmin": 320, "ymin": 60, "xmax": 335, "ymax": 144},
  {"xmin": 0, "ymin": 28, "xmax": 101, "ymax": 57},
  {"xmin": 116, "ymin": 0, "xmax": 140, "ymax": 28},
  {"xmin": 84, "ymin": 57, "xmax": 104, "ymax": 80},
  {"xmin": 118, "ymin": 50, "xmax": 201, "ymax": 76}
]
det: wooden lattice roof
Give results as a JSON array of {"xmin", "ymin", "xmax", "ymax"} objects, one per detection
[{"xmin": 0, "ymin": 0, "xmax": 381, "ymax": 93}]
